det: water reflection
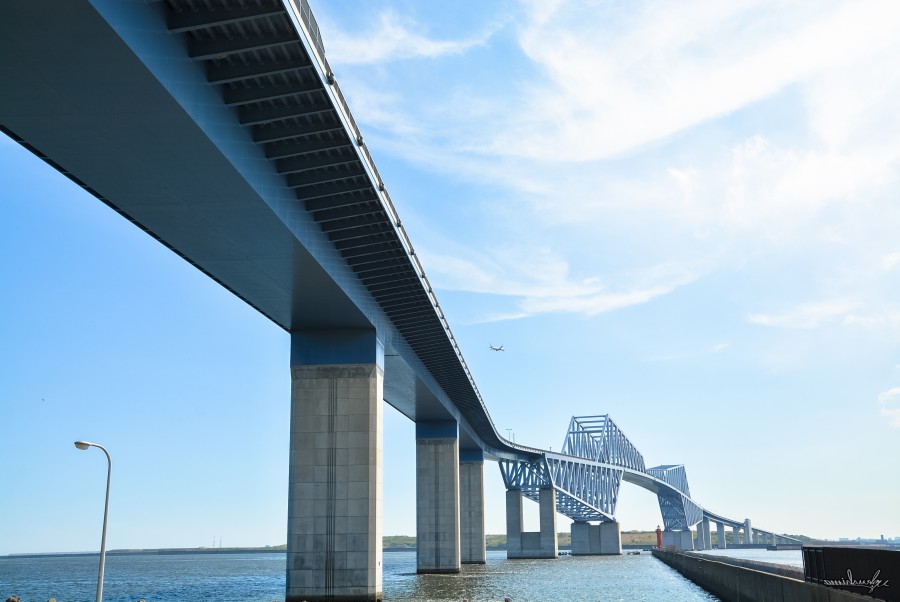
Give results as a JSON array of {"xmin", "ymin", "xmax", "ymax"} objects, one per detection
[
  {"xmin": 384, "ymin": 550, "xmax": 718, "ymax": 601},
  {"xmin": 1, "ymin": 550, "xmax": 718, "ymax": 601}
]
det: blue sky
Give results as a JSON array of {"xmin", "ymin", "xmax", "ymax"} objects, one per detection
[{"xmin": 3, "ymin": 0, "xmax": 900, "ymax": 555}]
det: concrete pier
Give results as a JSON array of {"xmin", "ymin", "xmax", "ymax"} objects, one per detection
[
  {"xmin": 702, "ymin": 517, "xmax": 712, "ymax": 550},
  {"xmin": 571, "ymin": 521, "xmax": 622, "ymax": 555},
  {"xmin": 732, "ymin": 525, "xmax": 741, "ymax": 545},
  {"xmin": 506, "ymin": 489, "xmax": 558, "ymax": 559},
  {"xmin": 744, "ymin": 518, "xmax": 753, "ymax": 544},
  {"xmin": 415, "ymin": 422, "xmax": 461, "ymax": 574},
  {"xmin": 459, "ymin": 451, "xmax": 486, "ymax": 564},
  {"xmin": 695, "ymin": 521, "xmax": 707, "ymax": 550},
  {"xmin": 286, "ymin": 330, "xmax": 384, "ymax": 602},
  {"xmin": 662, "ymin": 529, "xmax": 694, "ymax": 551},
  {"xmin": 716, "ymin": 522, "xmax": 726, "ymax": 549},
  {"xmin": 539, "ymin": 488, "xmax": 558, "ymax": 558}
]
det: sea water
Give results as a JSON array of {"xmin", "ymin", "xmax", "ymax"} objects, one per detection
[{"xmin": 1, "ymin": 550, "xmax": 720, "ymax": 602}]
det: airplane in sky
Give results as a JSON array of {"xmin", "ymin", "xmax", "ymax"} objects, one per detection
[{"xmin": 489, "ymin": 344, "xmax": 504, "ymax": 351}]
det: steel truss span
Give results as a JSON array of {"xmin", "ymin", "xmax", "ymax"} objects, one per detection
[{"xmin": 499, "ymin": 415, "xmax": 799, "ymax": 541}]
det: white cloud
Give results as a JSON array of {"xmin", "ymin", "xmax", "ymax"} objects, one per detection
[
  {"xmin": 324, "ymin": 0, "xmax": 900, "ymax": 330},
  {"xmin": 495, "ymin": 0, "xmax": 900, "ymax": 161},
  {"xmin": 878, "ymin": 387, "xmax": 900, "ymax": 427},
  {"xmin": 748, "ymin": 300, "xmax": 900, "ymax": 337},
  {"xmin": 747, "ymin": 300, "xmax": 858, "ymax": 329},
  {"xmin": 519, "ymin": 282, "xmax": 681, "ymax": 317},
  {"xmin": 423, "ymin": 244, "xmax": 698, "ymax": 320},
  {"xmin": 882, "ymin": 253, "xmax": 900, "ymax": 270},
  {"xmin": 323, "ymin": 10, "xmax": 493, "ymax": 65}
]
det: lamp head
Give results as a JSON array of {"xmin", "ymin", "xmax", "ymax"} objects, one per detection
[{"xmin": 74, "ymin": 441, "xmax": 91, "ymax": 450}]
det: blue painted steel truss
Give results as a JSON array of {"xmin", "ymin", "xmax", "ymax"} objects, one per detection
[
  {"xmin": 499, "ymin": 415, "xmax": 645, "ymax": 522},
  {"xmin": 499, "ymin": 415, "xmax": 721, "ymax": 531},
  {"xmin": 499, "ymin": 414, "xmax": 797, "ymax": 539},
  {"xmin": 498, "ymin": 455, "xmax": 620, "ymax": 522},
  {"xmin": 647, "ymin": 465, "xmax": 703, "ymax": 530},
  {"xmin": 561, "ymin": 415, "xmax": 646, "ymax": 472}
]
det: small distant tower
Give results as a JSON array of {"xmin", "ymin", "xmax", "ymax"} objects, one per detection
[{"xmin": 656, "ymin": 525, "xmax": 663, "ymax": 549}]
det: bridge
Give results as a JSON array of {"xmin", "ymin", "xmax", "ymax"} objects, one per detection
[
  {"xmin": 499, "ymin": 415, "xmax": 799, "ymax": 557},
  {"xmin": 1, "ymin": 2, "xmax": 794, "ymax": 600}
]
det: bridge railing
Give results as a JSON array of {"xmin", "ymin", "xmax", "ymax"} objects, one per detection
[{"xmin": 283, "ymin": 0, "xmax": 491, "ymax": 437}]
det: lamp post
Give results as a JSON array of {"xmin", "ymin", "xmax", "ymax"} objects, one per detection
[{"xmin": 74, "ymin": 441, "xmax": 111, "ymax": 602}]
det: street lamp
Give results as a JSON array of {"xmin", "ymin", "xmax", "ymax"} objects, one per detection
[{"xmin": 74, "ymin": 441, "xmax": 111, "ymax": 602}]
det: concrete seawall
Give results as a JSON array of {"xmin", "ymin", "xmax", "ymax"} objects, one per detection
[
  {"xmin": 652, "ymin": 549, "xmax": 874, "ymax": 602},
  {"xmin": 681, "ymin": 552, "xmax": 805, "ymax": 580}
]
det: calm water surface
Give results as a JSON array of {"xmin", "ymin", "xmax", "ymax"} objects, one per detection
[{"xmin": 1, "ymin": 550, "xmax": 719, "ymax": 602}]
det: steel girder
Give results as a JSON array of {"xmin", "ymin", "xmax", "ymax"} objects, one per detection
[
  {"xmin": 499, "ymin": 416, "xmax": 648, "ymax": 523},
  {"xmin": 647, "ymin": 464, "xmax": 702, "ymax": 530},
  {"xmin": 498, "ymin": 456, "xmax": 619, "ymax": 522},
  {"xmin": 498, "ymin": 415, "xmax": 790, "ymax": 538},
  {"xmin": 648, "ymin": 465, "xmax": 692, "ymax": 496},
  {"xmin": 561, "ymin": 415, "xmax": 646, "ymax": 472}
]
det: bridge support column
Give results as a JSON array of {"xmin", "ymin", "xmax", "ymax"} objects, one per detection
[
  {"xmin": 662, "ymin": 530, "xmax": 694, "ymax": 551},
  {"xmin": 506, "ymin": 488, "xmax": 557, "ymax": 559},
  {"xmin": 716, "ymin": 522, "xmax": 726, "ymax": 549},
  {"xmin": 702, "ymin": 517, "xmax": 712, "ymax": 550},
  {"xmin": 539, "ymin": 488, "xmax": 558, "ymax": 558},
  {"xmin": 505, "ymin": 489, "xmax": 524, "ymax": 558},
  {"xmin": 459, "ymin": 451, "xmax": 486, "ymax": 564},
  {"xmin": 571, "ymin": 521, "xmax": 621, "ymax": 555},
  {"xmin": 694, "ymin": 522, "xmax": 706, "ymax": 550},
  {"xmin": 286, "ymin": 330, "xmax": 383, "ymax": 602},
  {"xmin": 599, "ymin": 521, "xmax": 621, "ymax": 554},
  {"xmin": 571, "ymin": 522, "xmax": 590, "ymax": 555},
  {"xmin": 744, "ymin": 519, "xmax": 753, "ymax": 544},
  {"xmin": 416, "ymin": 422, "xmax": 460, "ymax": 574},
  {"xmin": 732, "ymin": 525, "xmax": 741, "ymax": 545}
]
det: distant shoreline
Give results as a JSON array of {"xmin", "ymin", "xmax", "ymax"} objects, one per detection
[
  {"xmin": 3, "ymin": 547, "xmax": 286, "ymax": 559},
  {"xmin": 7, "ymin": 530, "xmax": 851, "ymax": 559},
  {"xmin": 3, "ymin": 546, "xmax": 512, "ymax": 559}
]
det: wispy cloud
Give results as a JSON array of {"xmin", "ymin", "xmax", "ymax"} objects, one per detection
[
  {"xmin": 878, "ymin": 387, "xmax": 900, "ymax": 427},
  {"xmin": 748, "ymin": 300, "xmax": 858, "ymax": 329},
  {"xmin": 748, "ymin": 303, "xmax": 900, "ymax": 342},
  {"xmin": 323, "ymin": 10, "xmax": 495, "ymax": 65},
  {"xmin": 883, "ymin": 253, "xmax": 900, "ymax": 270},
  {"xmin": 519, "ymin": 282, "xmax": 682, "ymax": 317},
  {"xmin": 321, "ymin": 0, "xmax": 900, "ymax": 331},
  {"xmin": 423, "ymin": 245, "xmax": 699, "ymax": 321},
  {"xmin": 500, "ymin": 0, "xmax": 900, "ymax": 161}
]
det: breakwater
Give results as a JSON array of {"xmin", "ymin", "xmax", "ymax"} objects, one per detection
[{"xmin": 653, "ymin": 549, "xmax": 874, "ymax": 601}]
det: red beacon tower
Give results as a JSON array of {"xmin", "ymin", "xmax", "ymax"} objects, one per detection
[{"xmin": 656, "ymin": 525, "xmax": 663, "ymax": 549}]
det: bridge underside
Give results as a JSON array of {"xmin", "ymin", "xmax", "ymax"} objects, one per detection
[
  {"xmin": 0, "ymin": 0, "xmax": 514, "ymax": 459},
  {"xmin": 1, "ymin": 2, "xmax": 519, "ymax": 599}
]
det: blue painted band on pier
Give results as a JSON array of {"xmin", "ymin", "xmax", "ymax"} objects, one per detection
[
  {"xmin": 459, "ymin": 449, "xmax": 484, "ymax": 462},
  {"xmin": 290, "ymin": 329, "xmax": 384, "ymax": 368},
  {"xmin": 416, "ymin": 421, "xmax": 458, "ymax": 439}
]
